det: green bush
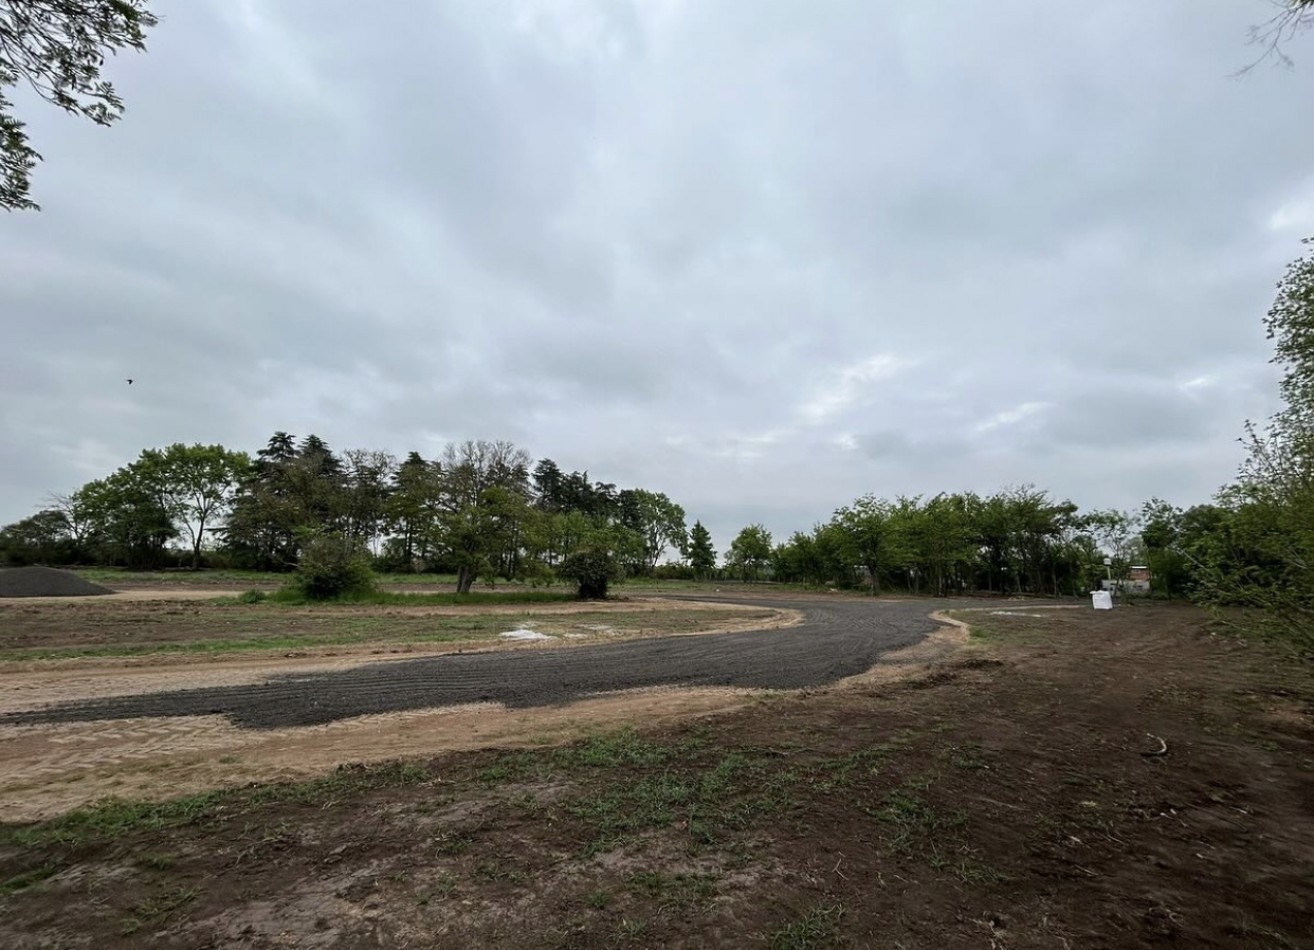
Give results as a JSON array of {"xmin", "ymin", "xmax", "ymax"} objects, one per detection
[
  {"xmin": 559, "ymin": 546, "xmax": 623, "ymax": 599},
  {"xmin": 291, "ymin": 532, "xmax": 376, "ymax": 600},
  {"xmin": 237, "ymin": 589, "xmax": 267, "ymax": 604}
]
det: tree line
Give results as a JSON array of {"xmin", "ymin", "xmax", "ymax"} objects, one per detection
[
  {"xmin": 4, "ymin": 238, "xmax": 1313, "ymax": 624},
  {"xmin": 725, "ymin": 489, "xmax": 1127, "ymax": 597},
  {"xmin": 0, "ymin": 436, "xmax": 694, "ymax": 596},
  {"xmin": 719, "ymin": 236, "xmax": 1314, "ymax": 649}
]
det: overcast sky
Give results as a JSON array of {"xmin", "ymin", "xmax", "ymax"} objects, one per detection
[{"xmin": 2, "ymin": 1, "xmax": 1313, "ymax": 552}]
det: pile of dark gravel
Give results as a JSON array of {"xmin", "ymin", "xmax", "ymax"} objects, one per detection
[{"xmin": 0, "ymin": 566, "xmax": 114, "ymax": 598}]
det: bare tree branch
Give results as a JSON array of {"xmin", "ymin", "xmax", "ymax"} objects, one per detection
[{"xmin": 1238, "ymin": 0, "xmax": 1314, "ymax": 74}]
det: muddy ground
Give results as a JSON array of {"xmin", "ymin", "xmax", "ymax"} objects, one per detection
[{"xmin": 1, "ymin": 602, "xmax": 1310, "ymax": 948}]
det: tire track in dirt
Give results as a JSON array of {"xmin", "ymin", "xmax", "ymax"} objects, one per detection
[{"xmin": 0, "ymin": 595, "xmax": 946, "ymax": 730}]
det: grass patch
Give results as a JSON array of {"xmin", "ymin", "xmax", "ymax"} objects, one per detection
[
  {"xmin": 867, "ymin": 779, "xmax": 1006, "ymax": 885},
  {"xmin": 0, "ymin": 630, "xmax": 485, "ymax": 662},
  {"xmin": 613, "ymin": 917, "xmax": 650, "ymax": 942},
  {"xmin": 473, "ymin": 858, "xmax": 527, "ymax": 885},
  {"xmin": 870, "ymin": 786, "xmax": 967, "ymax": 854},
  {"xmin": 555, "ymin": 728, "xmax": 695, "ymax": 770},
  {"xmin": 948, "ymin": 610, "xmax": 1073, "ymax": 648},
  {"xmin": 1, "ymin": 604, "xmax": 771, "ymax": 662},
  {"xmin": 432, "ymin": 831, "xmax": 474, "ymax": 856},
  {"xmin": 260, "ymin": 589, "xmax": 578, "ymax": 607},
  {"xmin": 74, "ymin": 568, "xmax": 281, "ymax": 586},
  {"xmin": 0, "ymin": 762, "xmax": 430, "ymax": 848},
  {"xmin": 941, "ymin": 742, "xmax": 990, "ymax": 770},
  {"xmin": 120, "ymin": 884, "xmax": 197, "ymax": 935},
  {"xmin": 477, "ymin": 728, "xmax": 704, "ymax": 787},
  {"xmin": 564, "ymin": 746, "xmax": 793, "ymax": 855},
  {"xmin": 0, "ymin": 862, "xmax": 62, "ymax": 895},
  {"xmin": 136, "ymin": 851, "xmax": 178, "ymax": 871},
  {"xmin": 769, "ymin": 902, "xmax": 845, "ymax": 949},
  {"xmin": 625, "ymin": 870, "xmax": 720, "ymax": 910},
  {"xmin": 416, "ymin": 872, "xmax": 459, "ymax": 904},
  {"xmin": 568, "ymin": 772, "xmax": 697, "ymax": 856},
  {"xmin": 477, "ymin": 728, "xmax": 926, "ymax": 857}
]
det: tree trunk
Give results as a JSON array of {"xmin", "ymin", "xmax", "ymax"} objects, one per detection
[{"xmin": 456, "ymin": 565, "xmax": 475, "ymax": 594}]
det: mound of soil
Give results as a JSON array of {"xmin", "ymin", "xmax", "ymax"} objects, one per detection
[{"xmin": 0, "ymin": 566, "xmax": 113, "ymax": 598}]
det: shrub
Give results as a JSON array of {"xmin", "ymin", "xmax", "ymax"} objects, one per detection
[
  {"xmin": 559, "ymin": 546, "xmax": 623, "ymax": 600},
  {"xmin": 236, "ymin": 589, "xmax": 267, "ymax": 604},
  {"xmin": 292, "ymin": 532, "xmax": 376, "ymax": 600}
]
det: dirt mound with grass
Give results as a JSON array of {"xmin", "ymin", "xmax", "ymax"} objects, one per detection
[{"xmin": 0, "ymin": 566, "xmax": 113, "ymax": 598}]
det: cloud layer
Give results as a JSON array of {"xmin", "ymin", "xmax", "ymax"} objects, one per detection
[{"xmin": 3, "ymin": 0, "xmax": 1312, "ymax": 550}]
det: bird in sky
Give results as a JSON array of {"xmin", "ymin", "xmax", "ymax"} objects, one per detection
[{"xmin": 126, "ymin": 379, "xmax": 134, "ymax": 385}]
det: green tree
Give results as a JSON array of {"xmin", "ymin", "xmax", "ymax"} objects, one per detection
[
  {"xmin": 686, "ymin": 521, "xmax": 717, "ymax": 580},
  {"xmin": 136, "ymin": 443, "xmax": 249, "ymax": 569},
  {"xmin": 47, "ymin": 489, "xmax": 96, "ymax": 550},
  {"xmin": 223, "ymin": 432, "xmax": 348, "ymax": 569},
  {"xmin": 429, "ymin": 440, "xmax": 532, "ymax": 593},
  {"xmin": 557, "ymin": 520, "xmax": 632, "ymax": 599},
  {"xmin": 0, "ymin": 509, "xmax": 74, "ymax": 565},
  {"xmin": 618, "ymin": 488, "xmax": 688, "ymax": 576},
  {"xmin": 383, "ymin": 451, "xmax": 440, "ymax": 570},
  {"xmin": 1, "ymin": 0, "xmax": 158, "ymax": 210},
  {"xmin": 918, "ymin": 493, "xmax": 976, "ymax": 596},
  {"xmin": 75, "ymin": 468, "xmax": 175, "ymax": 568},
  {"xmin": 832, "ymin": 495, "xmax": 901, "ymax": 594},
  {"xmin": 1209, "ymin": 237, "xmax": 1314, "ymax": 644},
  {"xmin": 342, "ymin": 449, "xmax": 397, "ymax": 551},
  {"xmin": 726, "ymin": 523, "xmax": 773, "ymax": 582},
  {"xmin": 531, "ymin": 458, "xmax": 565, "ymax": 512},
  {"xmin": 1140, "ymin": 499, "xmax": 1191, "ymax": 597},
  {"xmin": 1080, "ymin": 508, "xmax": 1140, "ymax": 593}
]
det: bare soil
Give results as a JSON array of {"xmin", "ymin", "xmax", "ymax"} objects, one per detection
[{"xmin": 0, "ymin": 602, "xmax": 1310, "ymax": 948}]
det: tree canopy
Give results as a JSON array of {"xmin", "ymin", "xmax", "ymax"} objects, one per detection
[{"xmin": 1, "ymin": 0, "xmax": 158, "ymax": 210}]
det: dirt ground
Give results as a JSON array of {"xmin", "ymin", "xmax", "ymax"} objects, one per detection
[
  {"xmin": 1, "ymin": 602, "xmax": 1310, "ymax": 948},
  {"xmin": 0, "ymin": 593, "xmax": 791, "ymax": 658},
  {"xmin": 0, "ymin": 596, "xmax": 796, "ymax": 819}
]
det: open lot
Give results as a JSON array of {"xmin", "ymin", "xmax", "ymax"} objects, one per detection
[
  {"xmin": 0, "ymin": 593, "xmax": 786, "ymax": 661},
  {"xmin": 0, "ymin": 595, "xmax": 1311, "ymax": 948}
]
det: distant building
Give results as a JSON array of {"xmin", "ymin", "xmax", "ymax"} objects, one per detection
[{"xmin": 1103, "ymin": 566, "xmax": 1151, "ymax": 594}]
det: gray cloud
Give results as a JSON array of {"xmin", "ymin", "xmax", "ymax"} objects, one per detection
[{"xmin": 2, "ymin": 0, "xmax": 1312, "ymax": 552}]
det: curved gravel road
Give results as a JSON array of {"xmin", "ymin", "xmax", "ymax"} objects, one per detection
[{"xmin": 0, "ymin": 595, "xmax": 952, "ymax": 731}]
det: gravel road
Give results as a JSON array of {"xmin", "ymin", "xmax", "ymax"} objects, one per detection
[{"xmin": 0, "ymin": 595, "xmax": 951, "ymax": 730}]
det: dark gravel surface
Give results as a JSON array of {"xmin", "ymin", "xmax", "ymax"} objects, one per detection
[
  {"xmin": 0, "ymin": 595, "xmax": 954, "ymax": 730},
  {"xmin": 0, "ymin": 566, "xmax": 112, "ymax": 598}
]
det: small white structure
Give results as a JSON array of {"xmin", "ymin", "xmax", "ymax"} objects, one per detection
[
  {"xmin": 1101, "ymin": 566, "xmax": 1152, "ymax": 595},
  {"xmin": 1091, "ymin": 590, "xmax": 1113, "ymax": 610}
]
